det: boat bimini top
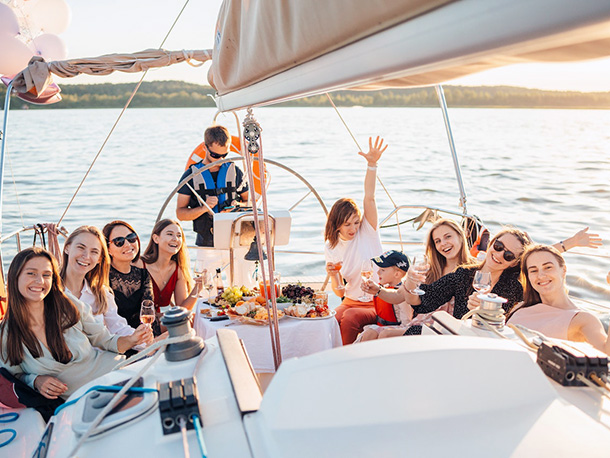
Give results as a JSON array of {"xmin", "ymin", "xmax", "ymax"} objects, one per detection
[{"xmin": 210, "ymin": 0, "xmax": 610, "ymax": 111}]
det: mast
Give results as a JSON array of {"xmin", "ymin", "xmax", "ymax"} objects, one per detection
[{"xmin": 435, "ymin": 84, "xmax": 467, "ymax": 214}]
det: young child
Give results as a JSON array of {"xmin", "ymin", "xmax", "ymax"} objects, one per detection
[{"xmin": 357, "ymin": 250, "xmax": 411, "ymax": 342}]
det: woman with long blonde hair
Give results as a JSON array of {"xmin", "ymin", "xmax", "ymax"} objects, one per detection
[
  {"xmin": 60, "ymin": 226, "xmax": 152, "ymax": 347},
  {"xmin": 141, "ymin": 219, "xmax": 201, "ymax": 311}
]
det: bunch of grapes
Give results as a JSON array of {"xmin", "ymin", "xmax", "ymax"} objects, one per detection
[
  {"xmin": 222, "ymin": 286, "xmax": 244, "ymax": 305},
  {"xmin": 282, "ymin": 284, "xmax": 315, "ymax": 301},
  {"xmin": 239, "ymin": 285, "xmax": 255, "ymax": 296}
]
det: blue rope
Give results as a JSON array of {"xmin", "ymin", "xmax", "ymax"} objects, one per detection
[
  {"xmin": 54, "ymin": 385, "xmax": 158, "ymax": 416},
  {"xmin": 191, "ymin": 414, "xmax": 208, "ymax": 458},
  {"xmin": 0, "ymin": 412, "xmax": 19, "ymax": 448}
]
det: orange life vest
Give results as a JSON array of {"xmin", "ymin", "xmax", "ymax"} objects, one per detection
[
  {"xmin": 185, "ymin": 136, "xmax": 269, "ymax": 197},
  {"xmin": 470, "ymin": 227, "xmax": 490, "ymax": 259},
  {"xmin": 374, "ymin": 287, "xmax": 401, "ymax": 326}
]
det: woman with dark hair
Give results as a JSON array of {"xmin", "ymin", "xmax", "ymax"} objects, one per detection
[
  {"xmin": 508, "ymin": 245, "xmax": 610, "ymax": 354},
  {"xmin": 0, "ymin": 248, "xmax": 138, "ymax": 399},
  {"xmin": 323, "ymin": 136, "xmax": 387, "ymax": 344},
  {"xmin": 60, "ymin": 226, "xmax": 152, "ymax": 349},
  {"xmin": 141, "ymin": 219, "xmax": 201, "ymax": 311},
  {"xmin": 102, "ymin": 220, "xmax": 155, "ymax": 333}
]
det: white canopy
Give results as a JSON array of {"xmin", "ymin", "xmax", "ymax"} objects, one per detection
[{"xmin": 209, "ymin": 0, "xmax": 610, "ymax": 111}]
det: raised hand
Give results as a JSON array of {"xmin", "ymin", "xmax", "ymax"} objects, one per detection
[
  {"xmin": 358, "ymin": 136, "xmax": 388, "ymax": 166},
  {"xmin": 570, "ymin": 227, "xmax": 602, "ymax": 249}
]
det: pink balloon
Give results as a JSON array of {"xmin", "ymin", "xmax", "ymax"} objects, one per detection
[
  {"xmin": 32, "ymin": 33, "xmax": 67, "ymax": 61},
  {"xmin": 28, "ymin": 0, "xmax": 71, "ymax": 35},
  {"xmin": 0, "ymin": 3, "xmax": 21, "ymax": 37},
  {"xmin": 0, "ymin": 35, "xmax": 34, "ymax": 76}
]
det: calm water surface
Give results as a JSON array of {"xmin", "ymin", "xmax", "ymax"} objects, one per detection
[{"xmin": 2, "ymin": 107, "xmax": 610, "ymax": 307}]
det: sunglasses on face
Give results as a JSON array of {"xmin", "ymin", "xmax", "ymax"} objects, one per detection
[
  {"xmin": 206, "ymin": 144, "xmax": 228, "ymax": 160},
  {"xmin": 111, "ymin": 232, "xmax": 138, "ymax": 247},
  {"xmin": 492, "ymin": 239, "xmax": 517, "ymax": 262}
]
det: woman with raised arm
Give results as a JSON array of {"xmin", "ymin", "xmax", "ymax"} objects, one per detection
[
  {"xmin": 0, "ymin": 248, "xmax": 140, "ymax": 399},
  {"xmin": 60, "ymin": 226, "xmax": 152, "ymax": 351},
  {"xmin": 102, "ymin": 221, "xmax": 157, "ymax": 334},
  {"xmin": 324, "ymin": 136, "xmax": 387, "ymax": 345},
  {"xmin": 141, "ymin": 219, "xmax": 201, "ymax": 312},
  {"xmin": 508, "ymin": 245, "xmax": 610, "ymax": 354}
]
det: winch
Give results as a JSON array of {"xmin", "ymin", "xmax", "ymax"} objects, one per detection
[{"xmin": 470, "ymin": 293, "xmax": 507, "ymax": 332}]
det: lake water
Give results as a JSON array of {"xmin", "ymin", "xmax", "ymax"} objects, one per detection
[{"xmin": 2, "ymin": 106, "xmax": 610, "ymax": 308}]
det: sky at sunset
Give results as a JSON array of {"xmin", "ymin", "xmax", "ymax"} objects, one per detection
[{"xmin": 57, "ymin": 0, "xmax": 610, "ymax": 92}]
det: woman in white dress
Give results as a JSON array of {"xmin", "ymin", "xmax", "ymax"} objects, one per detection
[
  {"xmin": 0, "ymin": 247, "xmax": 146, "ymax": 399},
  {"xmin": 60, "ymin": 226, "xmax": 152, "ymax": 350}
]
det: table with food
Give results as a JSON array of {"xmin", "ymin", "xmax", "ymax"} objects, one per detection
[{"xmin": 194, "ymin": 284, "xmax": 342, "ymax": 373}]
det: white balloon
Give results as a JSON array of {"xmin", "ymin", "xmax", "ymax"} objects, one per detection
[
  {"xmin": 0, "ymin": 35, "xmax": 34, "ymax": 75},
  {"xmin": 28, "ymin": 0, "xmax": 71, "ymax": 35},
  {"xmin": 32, "ymin": 33, "xmax": 66, "ymax": 61},
  {"xmin": 0, "ymin": 3, "xmax": 20, "ymax": 37}
]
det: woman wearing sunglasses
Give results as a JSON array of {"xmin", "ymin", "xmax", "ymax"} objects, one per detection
[
  {"xmin": 60, "ymin": 226, "xmax": 153, "ymax": 350},
  {"xmin": 508, "ymin": 245, "xmax": 610, "ymax": 355},
  {"xmin": 102, "ymin": 221, "xmax": 156, "ymax": 334},
  {"xmin": 141, "ymin": 219, "xmax": 201, "ymax": 312}
]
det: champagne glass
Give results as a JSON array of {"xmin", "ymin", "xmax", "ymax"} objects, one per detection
[
  {"xmin": 358, "ymin": 259, "xmax": 374, "ymax": 302},
  {"xmin": 473, "ymin": 271, "xmax": 492, "ymax": 294},
  {"xmin": 140, "ymin": 300, "xmax": 156, "ymax": 328},
  {"xmin": 408, "ymin": 255, "xmax": 430, "ymax": 295}
]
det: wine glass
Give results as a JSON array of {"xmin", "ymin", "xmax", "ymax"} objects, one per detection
[
  {"xmin": 473, "ymin": 271, "xmax": 492, "ymax": 294},
  {"xmin": 358, "ymin": 259, "xmax": 374, "ymax": 302},
  {"xmin": 193, "ymin": 263, "xmax": 205, "ymax": 298},
  {"xmin": 140, "ymin": 300, "xmax": 156, "ymax": 328},
  {"xmin": 202, "ymin": 270, "xmax": 214, "ymax": 303},
  {"xmin": 408, "ymin": 255, "xmax": 430, "ymax": 295}
]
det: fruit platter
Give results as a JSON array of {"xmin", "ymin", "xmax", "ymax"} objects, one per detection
[
  {"xmin": 281, "ymin": 284, "xmax": 315, "ymax": 304},
  {"xmin": 284, "ymin": 303, "xmax": 335, "ymax": 320},
  {"xmin": 208, "ymin": 285, "xmax": 256, "ymax": 309},
  {"xmin": 226, "ymin": 296, "xmax": 285, "ymax": 325}
]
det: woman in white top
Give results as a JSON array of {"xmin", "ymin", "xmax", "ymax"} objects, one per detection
[
  {"xmin": 508, "ymin": 244, "xmax": 610, "ymax": 354},
  {"xmin": 0, "ymin": 248, "xmax": 144, "ymax": 399},
  {"xmin": 324, "ymin": 136, "xmax": 387, "ymax": 344},
  {"xmin": 60, "ymin": 226, "xmax": 152, "ymax": 350}
]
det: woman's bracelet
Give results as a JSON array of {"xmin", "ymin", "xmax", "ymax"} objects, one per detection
[
  {"xmin": 367, "ymin": 164, "xmax": 378, "ymax": 171},
  {"xmin": 559, "ymin": 240, "xmax": 567, "ymax": 252},
  {"xmin": 374, "ymin": 286, "xmax": 382, "ymax": 297}
]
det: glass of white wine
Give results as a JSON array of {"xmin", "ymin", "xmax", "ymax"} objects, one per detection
[
  {"xmin": 193, "ymin": 263, "xmax": 205, "ymax": 298},
  {"xmin": 473, "ymin": 270, "xmax": 492, "ymax": 294},
  {"xmin": 408, "ymin": 255, "xmax": 430, "ymax": 295}
]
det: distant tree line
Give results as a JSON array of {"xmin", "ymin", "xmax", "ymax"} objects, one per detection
[{"xmin": 1, "ymin": 80, "xmax": 609, "ymax": 109}]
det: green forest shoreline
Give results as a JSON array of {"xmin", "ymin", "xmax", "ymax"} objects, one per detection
[{"xmin": 1, "ymin": 80, "xmax": 609, "ymax": 110}]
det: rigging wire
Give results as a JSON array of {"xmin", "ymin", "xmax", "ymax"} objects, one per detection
[
  {"xmin": 56, "ymin": 0, "xmax": 192, "ymax": 226},
  {"xmin": 325, "ymin": 93, "xmax": 404, "ymax": 251},
  {"xmin": 5, "ymin": 148, "xmax": 25, "ymax": 228}
]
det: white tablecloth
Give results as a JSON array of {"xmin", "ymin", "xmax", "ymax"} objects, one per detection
[{"xmin": 194, "ymin": 302, "xmax": 342, "ymax": 372}]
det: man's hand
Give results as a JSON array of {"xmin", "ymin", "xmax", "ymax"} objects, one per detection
[{"xmin": 206, "ymin": 196, "xmax": 218, "ymax": 209}]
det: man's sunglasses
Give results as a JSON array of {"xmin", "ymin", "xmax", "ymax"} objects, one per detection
[
  {"xmin": 110, "ymin": 232, "xmax": 138, "ymax": 247},
  {"xmin": 492, "ymin": 239, "xmax": 517, "ymax": 262},
  {"xmin": 206, "ymin": 144, "xmax": 228, "ymax": 160}
]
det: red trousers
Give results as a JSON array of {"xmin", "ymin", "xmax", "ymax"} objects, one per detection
[{"xmin": 334, "ymin": 298, "xmax": 377, "ymax": 345}]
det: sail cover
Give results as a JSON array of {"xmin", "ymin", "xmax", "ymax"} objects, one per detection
[{"xmin": 209, "ymin": 0, "xmax": 610, "ymax": 111}]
